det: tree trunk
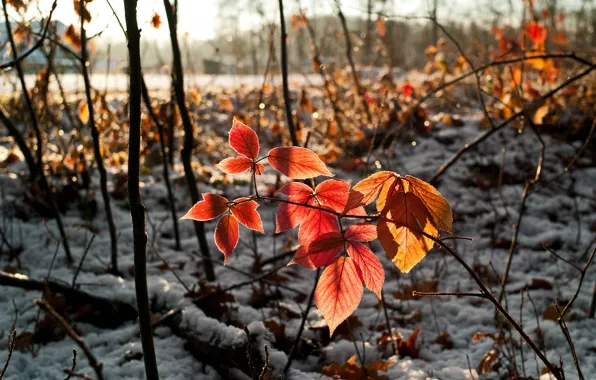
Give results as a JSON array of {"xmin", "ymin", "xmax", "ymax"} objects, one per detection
[
  {"xmin": 163, "ymin": 0, "xmax": 215, "ymax": 281},
  {"xmin": 79, "ymin": 0, "xmax": 118, "ymax": 274},
  {"xmin": 123, "ymin": 1, "xmax": 160, "ymax": 379}
]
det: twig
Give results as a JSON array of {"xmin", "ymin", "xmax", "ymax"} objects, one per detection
[
  {"xmin": 283, "ymin": 268, "xmax": 321, "ymax": 374},
  {"xmin": 559, "ymin": 246, "xmax": 596, "ymax": 319},
  {"xmin": 64, "ymin": 349, "xmax": 77, "ymax": 380},
  {"xmin": 554, "ymin": 302, "xmax": 584, "ymax": 380},
  {"xmin": 149, "ymin": 246, "xmax": 191, "ymax": 293},
  {"xmin": 413, "ymin": 291, "xmax": 486, "ymax": 298},
  {"xmin": 0, "ymin": 1, "xmax": 57, "ymax": 70},
  {"xmin": 380, "ymin": 289, "xmax": 396, "ymax": 356},
  {"xmin": 123, "ymin": 2, "xmax": 159, "ymax": 379},
  {"xmin": 36, "ymin": 299, "xmax": 104, "ymax": 380},
  {"xmin": 497, "ymin": 122, "xmax": 545, "ymax": 306},
  {"xmin": 2, "ymin": 0, "xmax": 72, "ymax": 263},
  {"xmin": 71, "ymin": 234, "xmax": 96, "ymax": 288},
  {"xmin": 429, "ymin": 63, "xmax": 596, "ymax": 184},
  {"xmin": 258, "ymin": 345, "xmax": 269, "ymax": 380},
  {"xmin": 163, "ymin": 0, "xmax": 214, "ymax": 281},
  {"xmin": 278, "ymin": 0, "xmax": 299, "ymax": 146},
  {"xmin": 422, "ymin": 233, "xmax": 562, "ymax": 378},
  {"xmin": 335, "ymin": 0, "xmax": 372, "ymax": 125},
  {"xmin": 79, "ymin": 0, "xmax": 118, "ymax": 274},
  {"xmin": 0, "ymin": 329, "xmax": 16, "ymax": 378}
]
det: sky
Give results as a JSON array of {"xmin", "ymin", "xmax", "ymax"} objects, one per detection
[
  {"xmin": 31, "ymin": 0, "xmax": 587, "ymax": 42},
  {"xmin": 39, "ymin": 0, "xmax": 423, "ymax": 42}
]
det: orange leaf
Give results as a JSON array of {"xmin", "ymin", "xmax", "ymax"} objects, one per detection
[
  {"xmin": 376, "ymin": 18, "xmax": 386, "ymax": 37},
  {"xmin": 78, "ymin": 101, "xmax": 90, "ymax": 124},
  {"xmin": 315, "ymin": 257, "xmax": 363, "ymax": 336},
  {"xmin": 344, "ymin": 171, "xmax": 398, "ymax": 212},
  {"xmin": 347, "ymin": 241, "xmax": 384, "ymax": 296},
  {"xmin": 230, "ymin": 198, "xmax": 264, "ymax": 233},
  {"xmin": 215, "ymin": 215, "xmax": 239, "ymax": 263},
  {"xmin": 377, "ymin": 192, "xmax": 437, "ymax": 272},
  {"xmin": 229, "ymin": 118, "xmax": 260, "ymax": 159},
  {"xmin": 267, "ymin": 147, "xmax": 333, "ymax": 179},
  {"xmin": 181, "ymin": 193, "xmax": 228, "ymax": 221},
  {"xmin": 404, "ymin": 176, "xmax": 452, "ymax": 232},
  {"xmin": 150, "ymin": 12, "xmax": 162, "ymax": 29},
  {"xmin": 216, "ymin": 156, "xmax": 253, "ymax": 174}
]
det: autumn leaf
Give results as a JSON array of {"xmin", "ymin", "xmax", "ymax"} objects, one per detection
[
  {"xmin": 267, "ymin": 147, "xmax": 333, "ymax": 179},
  {"xmin": 229, "ymin": 118, "xmax": 260, "ymax": 159},
  {"xmin": 275, "ymin": 182, "xmax": 316, "ymax": 232},
  {"xmin": 344, "ymin": 223, "xmax": 377, "ymax": 242},
  {"xmin": 6, "ymin": 0, "xmax": 28, "ymax": 11},
  {"xmin": 399, "ymin": 81, "xmax": 414, "ymax": 98},
  {"xmin": 376, "ymin": 18, "xmax": 386, "ymax": 37},
  {"xmin": 64, "ymin": 24, "xmax": 81, "ymax": 50},
  {"xmin": 150, "ymin": 12, "xmax": 162, "ymax": 29},
  {"xmin": 377, "ymin": 192, "xmax": 437, "ymax": 273},
  {"xmin": 216, "ymin": 156, "xmax": 253, "ymax": 174},
  {"xmin": 181, "ymin": 193, "xmax": 228, "ymax": 221},
  {"xmin": 315, "ymin": 257, "xmax": 363, "ymax": 336},
  {"xmin": 404, "ymin": 176, "xmax": 452, "ymax": 232},
  {"xmin": 526, "ymin": 21, "xmax": 547, "ymax": 46},
  {"xmin": 78, "ymin": 101, "xmax": 90, "ymax": 124},
  {"xmin": 230, "ymin": 198, "xmax": 264, "ymax": 233},
  {"xmin": 298, "ymin": 206, "xmax": 339, "ymax": 246},
  {"xmin": 215, "ymin": 215, "xmax": 239, "ymax": 263},
  {"xmin": 344, "ymin": 171, "xmax": 398, "ymax": 212},
  {"xmin": 296, "ymin": 231, "xmax": 344, "ymax": 268},
  {"xmin": 347, "ymin": 241, "xmax": 384, "ymax": 296},
  {"xmin": 323, "ymin": 355, "xmax": 392, "ymax": 380},
  {"xmin": 73, "ymin": 0, "xmax": 92, "ymax": 23}
]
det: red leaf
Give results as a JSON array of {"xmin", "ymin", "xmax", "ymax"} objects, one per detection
[
  {"xmin": 268, "ymin": 147, "xmax": 333, "ymax": 179},
  {"xmin": 229, "ymin": 118, "xmax": 260, "ymax": 159},
  {"xmin": 526, "ymin": 22, "xmax": 547, "ymax": 46},
  {"xmin": 254, "ymin": 162, "xmax": 265, "ymax": 175},
  {"xmin": 399, "ymin": 81, "xmax": 414, "ymax": 97},
  {"xmin": 217, "ymin": 156, "xmax": 253, "ymax": 174},
  {"xmin": 215, "ymin": 215, "xmax": 239, "ymax": 263},
  {"xmin": 304, "ymin": 232, "xmax": 344, "ymax": 268},
  {"xmin": 230, "ymin": 198, "xmax": 264, "ymax": 233},
  {"xmin": 344, "ymin": 223, "xmax": 377, "ymax": 242},
  {"xmin": 347, "ymin": 241, "xmax": 384, "ymax": 296},
  {"xmin": 275, "ymin": 182, "xmax": 315, "ymax": 232},
  {"xmin": 344, "ymin": 171, "xmax": 398, "ymax": 212},
  {"xmin": 315, "ymin": 257, "xmax": 363, "ymax": 336},
  {"xmin": 314, "ymin": 179, "xmax": 351, "ymax": 213},
  {"xmin": 288, "ymin": 246, "xmax": 316, "ymax": 269},
  {"xmin": 298, "ymin": 207, "xmax": 339, "ymax": 246},
  {"xmin": 181, "ymin": 193, "xmax": 228, "ymax": 221}
]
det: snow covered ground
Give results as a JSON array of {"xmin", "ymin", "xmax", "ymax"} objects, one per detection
[{"xmin": 1, "ymin": 106, "xmax": 595, "ymax": 379}]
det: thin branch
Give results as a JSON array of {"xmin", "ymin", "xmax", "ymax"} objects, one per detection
[
  {"xmin": 0, "ymin": 0, "xmax": 57, "ymax": 70},
  {"xmin": 123, "ymin": 1, "xmax": 159, "ymax": 379},
  {"xmin": 283, "ymin": 268, "xmax": 321, "ymax": 374},
  {"xmin": 278, "ymin": 0, "xmax": 299, "ymax": 146},
  {"xmin": 35, "ymin": 300, "xmax": 104, "ymax": 380}
]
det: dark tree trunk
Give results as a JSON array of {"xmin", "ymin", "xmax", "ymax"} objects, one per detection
[
  {"xmin": 123, "ymin": 1, "xmax": 160, "ymax": 379},
  {"xmin": 163, "ymin": 0, "xmax": 215, "ymax": 281}
]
